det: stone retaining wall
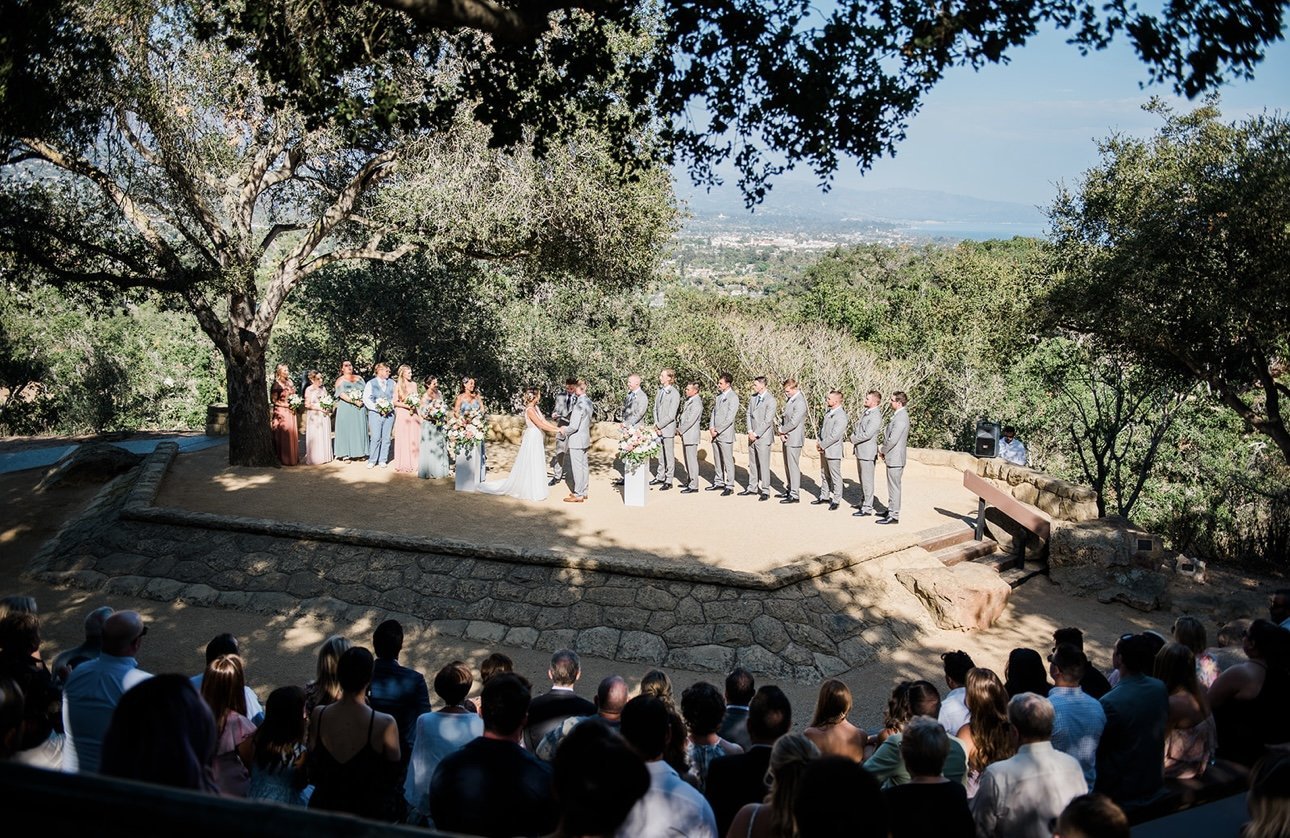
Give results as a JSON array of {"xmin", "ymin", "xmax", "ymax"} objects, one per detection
[{"xmin": 25, "ymin": 443, "xmax": 923, "ymax": 680}]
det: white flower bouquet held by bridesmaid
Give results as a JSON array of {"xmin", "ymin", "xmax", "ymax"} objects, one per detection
[
  {"xmin": 318, "ymin": 394, "xmax": 336, "ymax": 412},
  {"xmin": 421, "ymin": 401, "xmax": 448, "ymax": 425},
  {"xmin": 287, "ymin": 394, "xmax": 304, "ymax": 412},
  {"xmin": 446, "ymin": 410, "xmax": 490, "ymax": 456}
]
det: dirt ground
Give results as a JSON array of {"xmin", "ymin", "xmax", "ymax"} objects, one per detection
[{"xmin": 3, "ymin": 444, "xmax": 1284, "ymax": 730}]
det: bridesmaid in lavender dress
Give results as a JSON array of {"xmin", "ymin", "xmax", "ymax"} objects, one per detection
[
  {"xmin": 304, "ymin": 371, "xmax": 333, "ymax": 465},
  {"xmin": 270, "ymin": 364, "xmax": 299, "ymax": 466},
  {"xmin": 392, "ymin": 365, "xmax": 420, "ymax": 474}
]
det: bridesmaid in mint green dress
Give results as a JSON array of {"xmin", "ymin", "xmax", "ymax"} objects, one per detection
[
  {"xmin": 417, "ymin": 376, "xmax": 450, "ymax": 479},
  {"xmin": 332, "ymin": 360, "xmax": 367, "ymax": 460}
]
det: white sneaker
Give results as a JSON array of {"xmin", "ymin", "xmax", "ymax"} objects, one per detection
[{"xmin": 366, "ymin": 462, "xmax": 375, "ymax": 469}]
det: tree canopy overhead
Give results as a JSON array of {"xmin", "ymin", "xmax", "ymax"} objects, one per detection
[{"xmin": 210, "ymin": 0, "xmax": 1290, "ymax": 203}]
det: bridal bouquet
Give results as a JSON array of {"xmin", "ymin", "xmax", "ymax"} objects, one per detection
[
  {"xmin": 318, "ymin": 394, "xmax": 336, "ymax": 412},
  {"xmin": 618, "ymin": 424, "xmax": 660, "ymax": 469},
  {"xmin": 287, "ymin": 394, "xmax": 304, "ymax": 412},
  {"xmin": 374, "ymin": 397, "xmax": 393, "ymax": 416},
  {"xmin": 421, "ymin": 400, "xmax": 448, "ymax": 426},
  {"xmin": 446, "ymin": 410, "xmax": 490, "ymax": 456}
]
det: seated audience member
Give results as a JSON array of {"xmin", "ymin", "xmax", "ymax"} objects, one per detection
[
  {"xmin": 429, "ymin": 673, "xmax": 559, "ymax": 837},
  {"xmin": 617, "ymin": 695, "xmax": 718, "ymax": 838},
  {"xmin": 1047, "ymin": 644, "xmax": 1106, "ymax": 788},
  {"xmin": 1095, "ymin": 633, "xmax": 1169, "ymax": 808},
  {"xmin": 52, "ymin": 605, "xmax": 113, "ymax": 682},
  {"xmin": 1052, "ymin": 627, "xmax": 1112, "ymax": 699},
  {"xmin": 882, "ymin": 717, "xmax": 973, "ymax": 838},
  {"xmin": 1154, "ymin": 641, "xmax": 1216, "ymax": 779},
  {"xmin": 865, "ymin": 680, "xmax": 968, "ymax": 787},
  {"xmin": 0, "ymin": 595, "xmax": 36, "ymax": 621},
  {"xmin": 1271, "ymin": 589, "xmax": 1290, "ymax": 631},
  {"xmin": 303, "ymin": 635, "xmax": 351, "ymax": 713},
  {"xmin": 99, "ymin": 673, "xmax": 217, "ymax": 793},
  {"xmin": 1210, "ymin": 618, "xmax": 1290, "ymax": 766},
  {"xmin": 367, "ymin": 619, "xmax": 430, "ymax": 780},
  {"xmin": 479, "ymin": 652, "xmax": 513, "ymax": 684},
  {"xmin": 405, "ymin": 661, "xmax": 484, "ymax": 826},
  {"xmin": 973, "ymin": 693, "xmax": 1087, "ymax": 838},
  {"xmin": 1198, "ymin": 619, "xmax": 1251, "ymax": 688},
  {"xmin": 639, "ymin": 669, "xmax": 695, "ymax": 784},
  {"xmin": 525, "ymin": 649, "xmax": 596, "ymax": 751},
  {"xmin": 706, "ymin": 685, "xmax": 793, "ymax": 835},
  {"xmin": 728, "ymin": 733, "xmax": 820, "ymax": 838},
  {"xmin": 537, "ymin": 675, "xmax": 630, "ymax": 761},
  {"xmin": 0, "ymin": 611, "xmax": 63, "ymax": 768},
  {"xmin": 0, "ymin": 677, "xmax": 24, "ymax": 760},
  {"xmin": 190, "ymin": 633, "xmax": 264, "ymax": 724},
  {"xmin": 552, "ymin": 719, "xmax": 649, "ymax": 838},
  {"xmin": 719, "ymin": 667, "xmax": 755, "ymax": 751},
  {"xmin": 956, "ymin": 668, "xmax": 1016, "ymax": 798},
  {"xmin": 803, "ymin": 678, "xmax": 868, "ymax": 761},
  {"xmin": 939, "ymin": 650, "xmax": 976, "ymax": 735},
  {"xmin": 793, "ymin": 757, "xmax": 889, "ymax": 838},
  {"xmin": 62, "ymin": 610, "xmax": 152, "ymax": 773},
  {"xmin": 878, "ymin": 680, "xmax": 915, "ymax": 744},
  {"xmin": 1245, "ymin": 752, "xmax": 1290, "ymax": 838},
  {"xmin": 681, "ymin": 681, "xmax": 743, "ymax": 790},
  {"xmin": 238, "ymin": 685, "xmax": 309, "ymax": 806},
  {"xmin": 201, "ymin": 653, "xmax": 256, "ymax": 796},
  {"xmin": 1004, "ymin": 648, "xmax": 1051, "ymax": 698},
  {"xmin": 1051, "ymin": 793, "xmax": 1130, "ymax": 838},
  {"xmin": 307, "ymin": 646, "xmax": 402, "ymax": 821}
]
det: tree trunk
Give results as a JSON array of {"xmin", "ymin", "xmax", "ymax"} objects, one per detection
[{"xmin": 225, "ymin": 347, "xmax": 279, "ymax": 467}]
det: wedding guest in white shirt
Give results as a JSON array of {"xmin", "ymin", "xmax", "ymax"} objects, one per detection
[
  {"xmin": 617, "ymin": 695, "xmax": 718, "ymax": 838},
  {"xmin": 998, "ymin": 425, "xmax": 1028, "ymax": 466},
  {"xmin": 939, "ymin": 650, "xmax": 975, "ymax": 735}
]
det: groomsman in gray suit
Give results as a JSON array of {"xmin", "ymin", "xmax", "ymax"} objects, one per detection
[
  {"xmin": 814, "ymin": 389, "xmax": 848, "ymax": 510},
  {"xmin": 612, "ymin": 374, "xmax": 649, "ymax": 486},
  {"xmin": 559, "ymin": 380, "xmax": 593, "ymax": 503},
  {"xmin": 677, "ymin": 381, "xmax": 704, "ymax": 493},
  {"xmin": 707, "ymin": 373, "xmax": 739, "ymax": 495},
  {"xmin": 850, "ymin": 389, "xmax": 882, "ymax": 516},
  {"xmin": 651, "ymin": 369, "xmax": 680, "ymax": 490},
  {"xmin": 877, "ymin": 391, "xmax": 910, "ymax": 524},
  {"xmin": 740, "ymin": 376, "xmax": 777, "ymax": 501},
  {"xmin": 777, "ymin": 378, "xmax": 805, "ymax": 503},
  {"xmin": 549, "ymin": 377, "xmax": 578, "ymax": 486}
]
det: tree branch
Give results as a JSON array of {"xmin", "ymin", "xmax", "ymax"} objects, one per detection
[
  {"xmin": 299, "ymin": 240, "xmax": 420, "ymax": 278},
  {"xmin": 260, "ymin": 223, "xmax": 307, "ymax": 254}
]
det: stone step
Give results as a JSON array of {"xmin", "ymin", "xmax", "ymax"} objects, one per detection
[
  {"xmin": 932, "ymin": 538, "xmax": 999, "ymax": 567},
  {"xmin": 972, "ymin": 549, "xmax": 1024, "ymax": 574},
  {"xmin": 917, "ymin": 523, "xmax": 978, "ymax": 553},
  {"xmin": 998, "ymin": 564, "xmax": 1047, "ymax": 589}
]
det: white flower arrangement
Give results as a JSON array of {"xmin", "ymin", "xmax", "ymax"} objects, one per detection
[
  {"xmin": 617, "ymin": 424, "xmax": 660, "ymax": 468},
  {"xmin": 374, "ymin": 397, "xmax": 393, "ymax": 416},
  {"xmin": 287, "ymin": 394, "xmax": 304, "ymax": 412},
  {"xmin": 318, "ymin": 394, "xmax": 336, "ymax": 412},
  {"xmin": 446, "ymin": 410, "xmax": 490, "ymax": 456}
]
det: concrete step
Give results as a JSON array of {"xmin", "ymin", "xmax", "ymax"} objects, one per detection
[
  {"xmin": 917, "ymin": 523, "xmax": 978, "ymax": 553},
  {"xmin": 931, "ymin": 537, "xmax": 999, "ymax": 567},
  {"xmin": 973, "ymin": 550, "xmax": 1024, "ymax": 574},
  {"xmin": 998, "ymin": 564, "xmax": 1047, "ymax": 589}
]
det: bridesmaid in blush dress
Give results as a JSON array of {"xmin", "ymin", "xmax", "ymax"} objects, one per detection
[
  {"xmin": 418, "ymin": 376, "xmax": 450, "ymax": 479},
  {"xmin": 332, "ymin": 360, "xmax": 367, "ymax": 460},
  {"xmin": 392, "ymin": 364, "xmax": 420, "ymax": 474},
  {"xmin": 270, "ymin": 364, "xmax": 299, "ymax": 466},
  {"xmin": 304, "ymin": 370, "xmax": 333, "ymax": 465}
]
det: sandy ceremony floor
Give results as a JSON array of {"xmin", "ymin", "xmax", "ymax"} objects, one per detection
[{"xmin": 156, "ymin": 442, "xmax": 983, "ymax": 576}]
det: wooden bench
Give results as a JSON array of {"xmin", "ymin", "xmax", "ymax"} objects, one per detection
[{"xmin": 963, "ymin": 469, "xmax": 1052, "ymax": 545}]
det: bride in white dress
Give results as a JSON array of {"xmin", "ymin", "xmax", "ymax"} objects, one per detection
[{"xmin": 477, "ymin": 388, "xmax": 561, "ymax": 501}]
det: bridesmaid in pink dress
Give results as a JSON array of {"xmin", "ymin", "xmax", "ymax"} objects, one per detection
[
  {"xmin": 392, "ymin": 364, "xmax": 420, "ymax": 473},
  {"xmin": 303, "ymin": 371, "xmax": 333, "ymax": 465},
  {"xmin": 270, "ymin": 364, "xmax": 299, "ymax": 466}
]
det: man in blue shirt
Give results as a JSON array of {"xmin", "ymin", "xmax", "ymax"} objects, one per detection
[{"xmin": 368, "ymin": 619, "xmax": 431, "ymax": 785}]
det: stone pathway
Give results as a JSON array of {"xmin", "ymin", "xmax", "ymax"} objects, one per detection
[{"xmin": 0, "ymin": 434, "xmax": 226, "ymax": 475}]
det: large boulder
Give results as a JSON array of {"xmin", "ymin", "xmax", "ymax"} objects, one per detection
[
  {"xmin": 1048, "ymin": 517, "xmax": 1170, "ymax": 611},
  {"xmin": 895, "ymin": 562, "xmax": 1012, "ymax": 631},
  {"xmin": 36, "ymin": 443, "xmax": 144, "ymax": 491}
]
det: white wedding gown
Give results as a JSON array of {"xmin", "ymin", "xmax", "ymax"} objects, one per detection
[{"xmin": 477, "ymin": 412, "xmax": 548, "ymax": 501}]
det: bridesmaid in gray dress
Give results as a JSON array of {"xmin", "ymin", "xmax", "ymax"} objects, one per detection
[
  {"xmin": 332, "ymin": 360, "xmax": 367, "ymax": 460},
  {"xmin": 418, "ymin": 376, "xmax": 450, "ymax": 479}
]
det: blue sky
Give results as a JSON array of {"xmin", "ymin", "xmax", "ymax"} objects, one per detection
[{"xmin": 683, "ymin": 25, "xmax": 1290, "ymax": 211}]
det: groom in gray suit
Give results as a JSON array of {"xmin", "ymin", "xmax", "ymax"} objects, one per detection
[
  {"xmin": 814, "ymin": 389, "xmax": 848, "ymax": 510},
  {"xmin": 707, "ymin": 373, "xmax": 739, "ymax": 495},
  {"xmin": 777, "ymin": 378, "xmax": 805, "ymax": 503},
  {"xmin": 651, "ymin": 369, "xmax": 680, "ymax": 490},
  {"xmin": 549, "ymin": 378, "xmax": 578, "ymax": 486},
  {"xmin": 850, "ymin": 389, "xmax": 882, "ymax": 516},
  {"xmin": 741, "ymin": 376, "xmax": 777, "ymax": 500},
  {"xmin": 677, "ymin": 381, "xmax": 703, "ymax": 493},
  {"xmin": 877, "ymin": 391, "xmax": 910, "ymax": 524},
  {"xmin": 559, "ymin": 380, "xmax": 592, "ymax": 503}
]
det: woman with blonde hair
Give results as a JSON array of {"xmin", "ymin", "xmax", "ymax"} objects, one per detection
[
  {"xmin": 270, "ymin": 363, "xmax": 299, "ymax": 465},
  {"xmin": 803, "ymin": 679, "xmax": 867, "ymax": 761},
  {"xmin": 303, "ymin": 370, "xmax": 333, "ymax": 465},
  {"xmin": 727, "ymin": 733, "xmax": 821, "ymax": 838},
  {"xmin": 392, "ymin": 364, "xmax": 420, "ymax": 473},
  {"xmin": 1245, "ymin": 752, "xmax": 1290, "ymax": 838},
  {"xmin": 955, "ymin": 668, "xmax": 1015, "ymax": 798},
  {"xmin": 304, "ymin": 635, "xmax": 352, "ymax": 713},
  {"xmin": 1155, "ymin": 641, "xmax": 1216, "ymax": 778},
  {"xmin": 201, "ymin": 653, "xmax": 256, "ymax": 796}
]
